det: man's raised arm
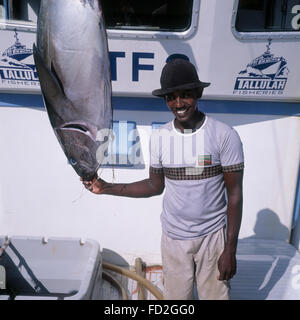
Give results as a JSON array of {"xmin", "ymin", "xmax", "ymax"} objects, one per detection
[{"xmin": 81, "ymin": 168, "xmax": 165, "ymax": 198}]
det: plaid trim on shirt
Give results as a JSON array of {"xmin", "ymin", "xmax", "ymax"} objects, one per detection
[
  {"xmin": 150, "ymin": 163, "xmax": 244, "ymax": 180},
  {"xmin": 162, "ymin": 165, "xmax": 223, "ymax": 180},
  {"xmin": 222, "ymin": 162, "xmax": 244, "ymax": 173},
  {"xmin": 150, "ymin": 167, "xmax": 164, "ymax": 174}
]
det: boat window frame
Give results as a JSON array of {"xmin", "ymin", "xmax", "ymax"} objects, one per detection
[
  {"xmin": 104, "ymin": 0, "xmax": 199, "ymax": 39},
  {"xmin": 101, "ymin": 120, "xmax": 143, "ymax": 168},
  {"xmin": 231, "ymin": 0, "xmax": 300, "ymax": 40},
  {"xmin": 0, "ymin": 0, "xmax": 200, "ymax": 39},
  {"xmin": 0, "ymin": 0, "xmax": 6, "ymax": 20},
  {"xmin": 0, "ymin": 0, "xmax": 39, "ymax": 32}
]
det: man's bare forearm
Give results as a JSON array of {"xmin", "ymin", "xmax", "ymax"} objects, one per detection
[
  {"xmin": 217, "ymin": 190, "xmax": 242, "ymax": 280},
  {"xmin": 224, "ymin": 193, "xmax": 243, "ymax": 253},
  {"xmin": 223, "ymin": 170, "xmax": 243, "ymax": 254},
  {"xmin": 82, "ymin": 168, "xmax": 165, "ymax": 197},
  {"xmin": 101, "ymin": 179, "xmax": 164, "ymax": 198}
]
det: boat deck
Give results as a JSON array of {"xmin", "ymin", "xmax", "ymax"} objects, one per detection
[
  {"xmin": 1, "ymin": 238, "xmax": 299, "ymax": 300},
  {"xmin": 101, "ymin": 239, "xmax": 300, "ymax": 300}
]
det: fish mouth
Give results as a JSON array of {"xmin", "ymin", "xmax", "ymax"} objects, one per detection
[
  {"xmin": 62, "ymin": 123, "xmax": 89, "ymax": 132},
  {"xmin": 58, "ymin": 122, "xmax": 97, "ymax": 139},
  {"xmin": 55, "ymin": 125, "xmax": 100, "ymax": 180},
  {"xmin": 76, "ymin": 163, "xmax": 98, "ymax": 181}
]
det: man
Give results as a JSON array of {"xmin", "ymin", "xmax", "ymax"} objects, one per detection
[{"xmin": 82, "ymin": 57, "xmax": 244, "ymax": 300}]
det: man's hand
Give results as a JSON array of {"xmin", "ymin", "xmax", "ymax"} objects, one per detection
[
  {"xmin": 81, "ymin": 177, "xmax": 108, "ymax": 194},
  {"xmin": 217, "ymin": 249, "xmax": 236, "ymax": 281}
]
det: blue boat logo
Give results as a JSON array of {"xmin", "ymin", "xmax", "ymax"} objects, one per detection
[
  {"xmin": 0, "ymin": 30, "xmax": 39, "ymax": 85},
  {"xmin": 2, "ymin": 30, "xmax": 33, "ymax": 62},
  {"xmin": 233, "ymin": 40, "xmax": 289, "ymax": 96}
]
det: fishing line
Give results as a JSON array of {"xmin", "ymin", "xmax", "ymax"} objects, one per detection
[
  {"xmin": 110, "ymin": 107, "xmax": 115, "ymax": 184},
  {"xmin": 99, "ymin": 134, "xmax": 115, "ymax": 184},
  {"xmin": 71, "ymin": 185, "xmax": 86, "ymax": 203},
  {"xmin": 110, "ymin": 132, "xmax": 115, "ymax": 184}
]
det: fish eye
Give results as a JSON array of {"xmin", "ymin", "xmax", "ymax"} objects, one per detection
[{"xmin": 69, "ymin": 158, "xmax": 77, "ymax": 166}]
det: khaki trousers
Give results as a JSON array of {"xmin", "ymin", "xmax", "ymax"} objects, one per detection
[{"xmin": 161, "ymin": 227, "xmax": 230, "ymax": 300}]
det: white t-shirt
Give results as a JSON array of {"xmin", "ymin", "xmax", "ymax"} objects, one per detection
[{"xmin": 150, "ymin": 115, "xmax": 244, "ymax": 240}]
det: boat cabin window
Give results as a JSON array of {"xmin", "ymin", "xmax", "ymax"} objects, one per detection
[
  {"xmin": 0, "ymin": 0, "xmax": 40, "ymax": 23},
  {"xmin": 235, "ymin": 0, "xmax": 300, "ymax": 32},
  {"xmin": 0, "ymin": 1, "xmax": 5, "ymax": 19},
  {"xmin": 101, "ymin": 0, "xmax": 194, "ymax": 31},
  {"xmin": 1, "ymin": 0, "xmax": 195, "ymax": 34}
]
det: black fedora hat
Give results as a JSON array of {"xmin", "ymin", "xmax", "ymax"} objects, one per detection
[{"xmin": 152, "ymin": 58, "xmax": 210, "ymax": 97}]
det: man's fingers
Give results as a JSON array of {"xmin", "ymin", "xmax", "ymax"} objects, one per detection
[
  {"xmin": 82, "ymin": 179, "xmax": 95, "ymax": 185},
  {"xmin": 218, "ymin": 273, "xmax": 234, "ymax": 281},
  {"xmin": 81, "ymin": 178, "xmax": 100, "ymax": 193},
  {"xmin": 80, "ymin": 177, "xmax": 105, "ymax": 195},
  {"xmin": 218, "ymin": 271, "xmax": 230, "ymax": 281}
]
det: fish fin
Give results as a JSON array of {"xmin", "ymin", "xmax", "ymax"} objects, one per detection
[
  {"xmin": 50, "ymin": 63, "xmax": 65, "ymax": 96},
  {"xmin": 33, "ymin": 44, "xmax": 66, "ymax": 99},
  {"xmin": 33, "ymin": 44, "xmax": 68, "ymax": 126}
]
